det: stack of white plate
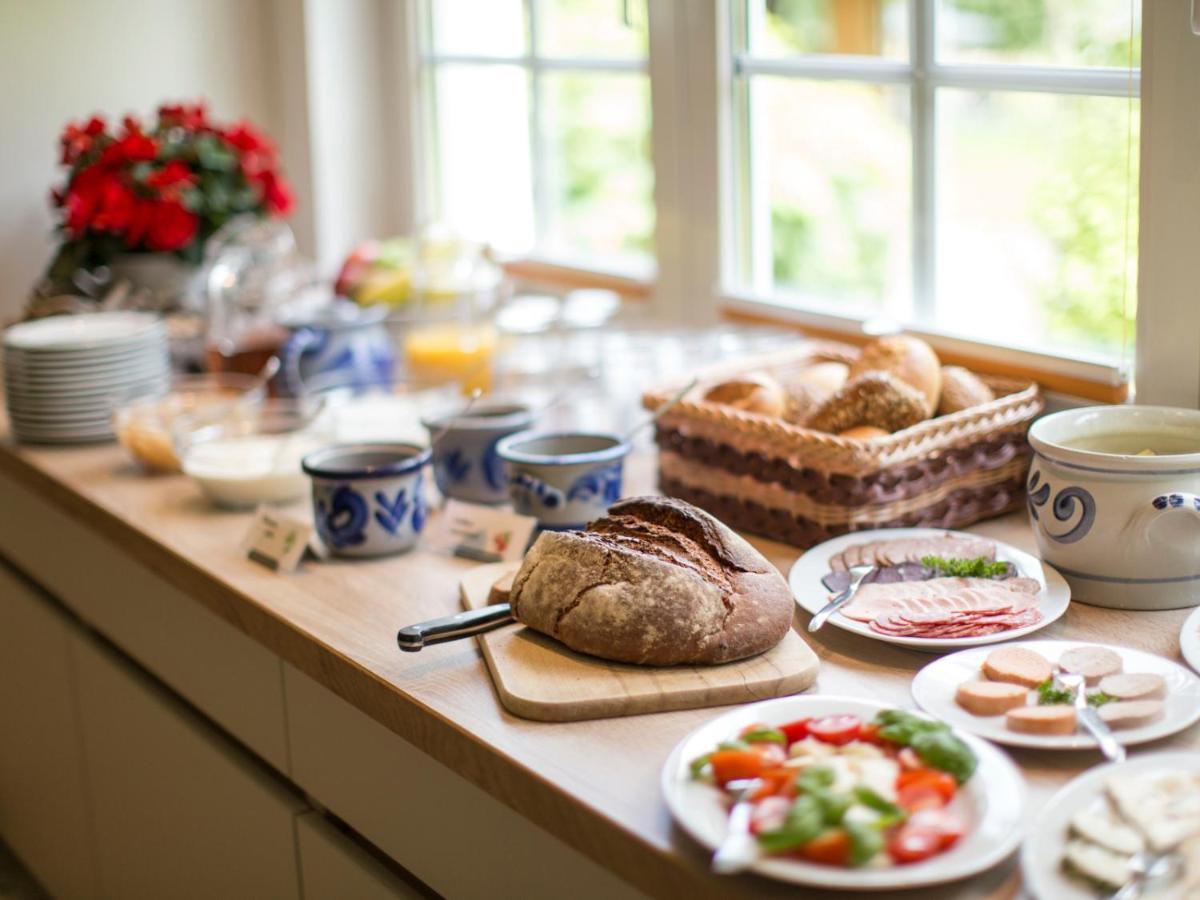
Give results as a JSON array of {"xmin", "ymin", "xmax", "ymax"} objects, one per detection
[{"xmin": 4, "ymin": 312, "xmax": 170, "ymax": 444}]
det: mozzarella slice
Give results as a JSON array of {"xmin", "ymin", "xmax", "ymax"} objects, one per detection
[
  {"xmin": 1108, "ymin": 771, "xmax": 1200, "ymax": 853},
  {"xmin": 1070, "ymin": 806, "xmax": 1144, "ymax": 856},
  {"xmin": 1063, "ymin": 838, "xmax": 1132, "ymax": 889}
]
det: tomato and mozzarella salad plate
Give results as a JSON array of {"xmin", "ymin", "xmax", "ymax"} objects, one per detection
[
  {"xmin": 789, "ymin": 528, "xmax": 1070, "ymax": 651},
  {"xmin": 660, "ymin": 696, "xmax": 1025, "ymax": 890},
  {"xmin": 911, "ymin": 640, "xmax": 1200, "ymax": 751}
]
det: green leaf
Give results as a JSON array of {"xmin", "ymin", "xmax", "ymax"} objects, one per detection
[
  {"xmin": 853, "ymin": 786, "xmax": 906, "ymax": 821},
  {"xmin": 756, "ymin": 794, "xmax": 825, "ymax": 853},
  {"xmin": 920, "ymin": 555, "xmax": 1010, "ymax": 578},
  {"xmin": 910, "ymin": 729, "xmax": 978, "ymax": 784},
  {"xmin": 741, "ymin": 727, "xmax": 787, "ymax": 745},
  {"xmin": 845, "ymin": 820, "xmax": 884, "ymax": 867},
  {"xmin": 795, "ymin": 765, "xmax": 836, "ymax": 794}
]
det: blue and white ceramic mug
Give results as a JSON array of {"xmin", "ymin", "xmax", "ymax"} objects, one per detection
[
  {"xmin": 280, "ymin": 302, "xmax": 395, "ymax": 397},
  {"xmin": 302, "ymin": 442, "xmax": 431, "ymax": 557},
  {"xmin": 1028, "ymin": 405, "xmax": 1200, "ymax": 610},
  {"xmin": 495, "ymin": 431, "xmax": 629, "ymax": 530},
  {"xmin": 421, "ymin": 401, "xmax": 534, "ymax": 505}
]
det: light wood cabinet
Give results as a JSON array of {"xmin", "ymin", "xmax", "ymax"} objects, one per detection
[
  {"xmin": 0, "ymin": 562, "xmax": 98, "ymax": 900},
  {"xmin": 71, "ymin": 631, "xmax": 305, "ymax": 900}
]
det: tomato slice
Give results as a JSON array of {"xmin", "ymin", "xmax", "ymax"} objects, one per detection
[
  {"xmin": 897, "ymin": 785, "xmax": 947, "ymax": 812},
  {"xmin": 710, "ymin": 750, "xmax": 765, "ymax": 786},
  {"xmin": 806, "ymin": 715, "xmax": 862, "ymax": 746},
  {"xmin": 751, "ymin": 767, "xmax": 798, "ymax": 802},
  {"xmin": 749, "ymin": 796, "xmax": 791, "ymax": 835},
  {"xmin": 752, "ymin": 742, "xmax": 788, "ymax": 768},
  {"xmin": 908, "ymin": 809, "xmax": 966, "ymax": 850},
  {"xmin": 796, "ymin": 828, "xmax": 852, "ymax": 866},
  {"xmin": 887, "ymin": 825, "xmax": 943, "ymax": 864},
  {"xmin": 856, "ymin": 723, "xmax": 886, "ymax": 746},
  {"xmin": 897, "ymin": 769, "xmax": 958, "ymax": 804},
  {"xmin": 779, "ymin": 718, "xmax": 811, "ymax": 744}
]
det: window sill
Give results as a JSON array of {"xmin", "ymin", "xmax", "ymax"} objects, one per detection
[{"xmin": 501, "ymin": 255, "xmax": 655, "ymax": 301}]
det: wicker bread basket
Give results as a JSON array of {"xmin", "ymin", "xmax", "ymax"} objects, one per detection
[{"xmin": 641, "ymin": 340, "xmax": 1043, "ymax": 549}]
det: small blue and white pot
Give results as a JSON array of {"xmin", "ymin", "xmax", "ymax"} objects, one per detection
[
  {"xmin": 421, "ymin": 401, "xmax": 534, "ymax": 505},
  {"xmin": 302, "ymin": 442, "xmax": 431, "ymax": 558},
  {"xmin": 280, "ymin": 302, "xmax": 395, "ymax": 397},
  {"xmin": 1028, "ymin": 405, "xmax": 1200, "ymax": 610},
  {"xmin": 495, "ymin": 431, "xmax": 629, "ymax": 530}
]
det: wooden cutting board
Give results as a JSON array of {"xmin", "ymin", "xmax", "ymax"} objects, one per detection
[{"xmin": 460, "ymin": 562, "xmax": 820, "ymax": 722}]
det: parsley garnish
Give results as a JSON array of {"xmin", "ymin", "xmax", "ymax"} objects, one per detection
[{"xmin": 920, "ymin": 555, "xmax": 1010, "ymax": 578}]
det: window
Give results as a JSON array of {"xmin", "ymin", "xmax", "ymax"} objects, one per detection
[
  {"xmin": 726, "ymin": 0, "xmax": 1141, "ymax": 366},
  {"xmin": 417, "ymin": 0, "xmax": 655, "ymax": 276}
]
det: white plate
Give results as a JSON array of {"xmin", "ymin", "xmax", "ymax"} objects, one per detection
[
  {"xmin": 4, "ymin": 352, "xmax": 167, "ymax": 376},
  {"xmin": 1020, "ymin": 751, "xmax": 1200, "ymax": 900},
  {"xmin": 789, "ymin": 528, "xmax": 1070, "ymax": 651},
  {"xmin": 1182, "ymin": 607, "xmax": 1200, "ymax": 676},
  {"xmin": 3, "ymin": 312, "xmax": 162, "ymax": 351},
  {"xmin": 911, "ymin": 639, "xmax": 1200, "ymax": 750},
  {"xmin": 661, "ymin": 695, "xmax": 1026, "ymax": 891}
]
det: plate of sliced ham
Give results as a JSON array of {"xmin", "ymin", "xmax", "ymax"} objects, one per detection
[{"xmin": 789, "ymin": 528, "xmax": 1070, "ymax": 651}]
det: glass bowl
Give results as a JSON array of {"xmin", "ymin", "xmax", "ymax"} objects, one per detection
[
  {"xmin": 175, "ymin": 398, "xmax": 334, "ymax": 509},
  {"xmin": 113, "ymin": 373, "xmax": 266, "ymax": 472}
]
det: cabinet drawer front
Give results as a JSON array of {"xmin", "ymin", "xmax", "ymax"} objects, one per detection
[{"xmin": 0, "ymin": 470, "xmax": 289, "ymax": 772}]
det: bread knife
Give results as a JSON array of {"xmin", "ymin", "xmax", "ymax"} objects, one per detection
[{"xmin": 397, "ymin": 604, "xmax": 515, "ymax": 652}]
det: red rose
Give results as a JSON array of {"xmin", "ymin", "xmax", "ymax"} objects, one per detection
[
  {"xmin": 100, "ymin": 124, "xmax": 157, "ymax": 167},
  {"xmin": 60, "ymin": 116, "xmax": 107, "ymax": 165},
  {"xmin": 125, "ymin": 199, "xmax": 154, "ymax": 248},
  {"xmin": 158, "ymin": 101, "xmax": 208, "ymax": 131},
  {"xmin": 90, "ymin": 175, "xmax": 137, "ymax": 233},
  {"xmin": 145, "ymin": 199, "xmax": 198, "ymax": 251},
  {"xmin": 63, "ymin": 166, "xmax": 105, "ymax": 235},
  {"xmin": 257, "ymin": 170, "xmax": 294, "ymax": 216},
  {"xmin": 147, "ymin": 160, "xmax": 196, "ymax": 198}
]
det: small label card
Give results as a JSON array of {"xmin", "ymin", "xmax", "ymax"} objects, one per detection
[
  {"xmin": 427, "ymin": 500, "xmax": 538, "ymax": 563},
  {"xmin": 241, "ymin": 506, "xmax": 316, "ymax": 573}
]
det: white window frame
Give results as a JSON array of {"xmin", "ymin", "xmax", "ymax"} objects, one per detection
[
  {"xmin": 371, "ymin": 0, "xmax": 1200, "ymax": 401},
  {"xmin": 411, "ymin": 0, "xmax": 657, "ymax": 283}
]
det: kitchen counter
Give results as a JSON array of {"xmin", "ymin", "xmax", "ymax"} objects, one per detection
[{"xmin": 1, "ymin": 422, "xmax": 1197, "ymax": 899}]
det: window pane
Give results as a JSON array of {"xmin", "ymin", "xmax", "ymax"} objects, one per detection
[
  {"xmin": 541, "ymin": 73, "xmax": 654, "ymax": 269},
  {"xmin": 746, "ymin": 0, "xmax": 909, "ymax": 59},
  {"xmin": 431, "ymin": 66, "xmax": 535, "ymax": 254},
  {"xmin": 537, "ymin": 0, "xmax": 648, "ymax": 58},
  {"xmin": 747, "ymin": 78, "xmax": 911, "ymax": 316},
  {"xmin": 430, "ymin": 0, "xmax": 527, "ymax": 56},
  {"xmin": 938, "ymin": 0, "xmax": 1140, "ymax": 68},
  {"xmin": 936, "ymin": 89, "xmax": 1138, "ymax": 359}
]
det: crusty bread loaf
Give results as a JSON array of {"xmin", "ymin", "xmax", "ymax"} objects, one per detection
[
  {"xmin": 703, "ymin": 371, "xmax": 788, "ymax": 419},
  {"xmin": 937, "ymin": 366, "xmax": 995, "ymax": 415},
  {"xmin": 508, "ymin": 496, "xmax": 795, "ymax": 665},
  {"xmin": 849, "ymin": 335, "xmax": 942, "ymax": 416},
  {"xmin": 805, "ymin": 371, "xmax": 927, "ymax": 433}
]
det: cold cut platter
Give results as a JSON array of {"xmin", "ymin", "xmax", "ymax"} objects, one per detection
[{"xmin": 789, "ymin": 528, "xmax": 1070, "ymax": 651}]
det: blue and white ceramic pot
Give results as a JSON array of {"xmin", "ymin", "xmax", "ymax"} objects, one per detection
[
  {"xmin": 495, "ymin": 431, "xmax": 629, "ymax": 530},
  {"xmin": 1028, "ymin": 405, "xmax": 1200, "ymax": 610},
  {"xmin": 280, "ymin": 302, "xmax": 395, "ymax": 397},
  {"xmin": 302, "ymin": 442, "xmax": 431, "ymax": 557},
  {"xmin": 421, "ymin": 401, "xmax": 534, "ymax": 505}
]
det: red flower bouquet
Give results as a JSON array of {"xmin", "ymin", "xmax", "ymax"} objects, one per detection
[{"xmin": 45, "ymin": 101, "xmax": 294, "ymax": 284}]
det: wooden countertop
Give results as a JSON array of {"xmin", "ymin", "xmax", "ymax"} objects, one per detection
[{"xmin": 1, "ymin": 431, "xmax": 1197, "ymax": 900}]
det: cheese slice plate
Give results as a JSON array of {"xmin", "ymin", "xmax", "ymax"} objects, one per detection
[{"xmin": 1021, "ymin": 752, "xmax": 1200, "ymax": 900}]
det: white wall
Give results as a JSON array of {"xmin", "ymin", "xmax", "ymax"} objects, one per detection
[{"xmin": 0, "ymin": 0, "xmax": 303, "ymax": 319}]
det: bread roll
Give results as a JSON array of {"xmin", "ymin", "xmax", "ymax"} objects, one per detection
[
  {"xmin": 937, "ymin": 366, "xmax": 995, "ymax": 415},
  {"xmin": 508, "ymin": 496, "xmax": 794, "ymax": 666},
  {"xmin": 850, "ymin": 335, "xmax": 942, "ymax": 416},
  {"xmin": 781, "ymin": 362, "xmax": 849, "ymax": 424},
  {"xmin": 983, "ymin": 646, "xmax": 1053, "ymax": 688},
  {"xmin": 703, "ymin": 371, "xmax": 787, "ymax": 419},
  {"xmin": 804, "ymin": 372, "xmax": 928, "ymax": 434}
]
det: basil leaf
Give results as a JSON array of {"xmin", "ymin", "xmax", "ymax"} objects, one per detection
[
  {"xmin": 795, "ymin": 765, "xmax": 836, "ymax": 794},
  {"xmin": 910, "ymin": 729, "xmax": 978, "ymax": 784},
  {"xmin": 741, "ymin": 727, "xmax": 787, "ymax": 745},
  {"xmin": 688, "ymin": 753, "xmax": 712, "ymax": 778},
  {"xmin": 845, "ymin": 820, "xmax": 885, "ymax": 867},
  {"xmin": 853, "ymin": 786, "xmax": 906, "ymax": 821},
  {"xmin": 756, "ymin": 794, "xmax": 825, "ymax": 853}
]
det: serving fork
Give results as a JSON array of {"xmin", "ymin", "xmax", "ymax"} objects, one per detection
[
  {"xmin": 711, "ymin": 778, "xmax": 763, "ymax": 874},
  {"xmin": 809, "ymin": 564, "xmax": 875, "ymax": 633},
  {"xmin": 1056, "ymin": 671, "xmax": 1125, "ymax": 763},
  {"xmin": 1109, "ymin": 849, "xmax": 1182, "ymax": 900}
]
